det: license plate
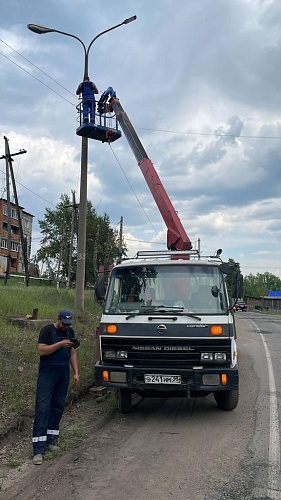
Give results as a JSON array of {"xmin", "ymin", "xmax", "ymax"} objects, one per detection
[{"xmin": 144, "ymin": 374, "xmax": 181, "ymax": 384}]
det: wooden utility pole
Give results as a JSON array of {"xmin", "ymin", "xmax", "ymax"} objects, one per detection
[
  {"xmin": 0, "ymin": 137, "xmax": 27, "ymax": 284},
  {"xmin": 56, "ymin": 236, "xmax": 64, "ymax": 286},
  {"xmin": 103, "ymin": 231, "xmax": 113, "ymax": 289},
  {"xmin": 4, "ymin": 145, "xmax": 11, "ymax": 284},
  {"xmin": 67, "ymin": 190, "xmax": 77, "ymax": 287},
  {"xmin": 93, "ymin": 224, "xmax": 100, "ymax": 284},
  {"xmin": 117, "ymin": 216, "xmax": 123, "ymax": 264},
  {"xmin": 197, "ymin": 238, "xmax": 201, "ymax": 260}
]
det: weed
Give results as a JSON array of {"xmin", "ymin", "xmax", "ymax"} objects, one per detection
[
  {"xmin": 6, "ymin": 460, "xmax": 21, "ymax": 469},
  {"xmin": 59, "ymin": 425, "xmax": 86, "ymax": 452}
]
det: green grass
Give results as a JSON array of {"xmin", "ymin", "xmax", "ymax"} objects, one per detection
[
  {"xmin": 6, "ymin": 460, "xmax": 22, "ymax": 469},
  {"xmin": 0, "ymin": 286, "xmax": 102, "ymax": 419},
  {"xmin": 0, "ymin": 282, "xmax": 95, "ymax": 318}
]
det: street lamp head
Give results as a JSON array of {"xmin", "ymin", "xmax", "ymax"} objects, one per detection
[
  {"xmin": 27, "ymin": 24, "xmax": 55, "ymax": 34},
  {"xmin": 123, "ymin": 15, "xmax": 137, "ymax": 24}
]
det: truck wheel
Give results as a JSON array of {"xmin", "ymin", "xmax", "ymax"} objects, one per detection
[
  {"xmin": 116, "ymin": 388, "xmax": 132, "ymax": 414},
  {"xmin": 214, "ymin": 389, "xmax": 239, "ymax": 411}
]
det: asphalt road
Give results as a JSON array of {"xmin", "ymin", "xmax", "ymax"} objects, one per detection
[{"xmin": 3, "ymin": 313, "xmax": 281, "ymax": 500}]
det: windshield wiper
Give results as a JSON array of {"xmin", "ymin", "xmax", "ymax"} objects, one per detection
[
  {"xmin": 144, "ymin": 305, "xmax": 201, "ymax": 320},
  {"xmin": 178, "ymin": 312, "xmax": 201, "ymax": 320},
  {"xmin": 125, "ymin": 305, "xmax": 201, "ymax": 321}
]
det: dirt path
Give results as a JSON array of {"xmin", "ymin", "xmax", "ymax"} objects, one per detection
[{"xmin": 0, "ymin": 390, "xmax": 116, "ymax": 498}]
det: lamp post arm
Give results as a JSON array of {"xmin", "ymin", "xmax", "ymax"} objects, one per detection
[
  {"xmin": 87, "ymin": 21, "xmax": 124, "ymax": 54},
  {"xmin": 53, "ymin": 29, "xmax": 87, "ymax": 62},
  {"xmin": 84, "ymin": 24, "xmax": 123, "ymax": 79},
  {"xmin": 85, "ymin": 17, "xmax": 136, "ymax": 79}
]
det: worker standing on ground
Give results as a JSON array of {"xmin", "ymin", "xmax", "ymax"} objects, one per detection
[
  {"xmin": 32, "ymin": 309, "xmax": 79, "ymax": 465},
  {"xmin": 76, "ymin": 76, "xmax": 99, "ymax": 123}
]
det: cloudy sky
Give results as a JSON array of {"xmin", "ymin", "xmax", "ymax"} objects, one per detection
[{"xmin": 0, "ymin": 0, "xmax": 281, "ymax": 278}]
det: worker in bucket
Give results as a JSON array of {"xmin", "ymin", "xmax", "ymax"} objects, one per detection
[
  {"xmin": 32, "ymin": 309, "xmax": 80, "ymax": 465},
  {"xmin": 76, "ymin": 76, "xmax": 99, "ymax": 123}
]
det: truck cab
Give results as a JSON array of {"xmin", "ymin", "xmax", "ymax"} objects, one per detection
[{"xmin": 95, "ymin": 250, "xmax": 242, "ymax": 413}]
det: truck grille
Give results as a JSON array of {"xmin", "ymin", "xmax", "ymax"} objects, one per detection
[{"xmin": 101, "ymin": 336, "xmax": 231, "ymax": 368}]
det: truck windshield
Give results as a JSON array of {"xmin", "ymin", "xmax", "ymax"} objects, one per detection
[{"xmin": 104, "ymin": 264, "xmax": 228, "ymax": 315}]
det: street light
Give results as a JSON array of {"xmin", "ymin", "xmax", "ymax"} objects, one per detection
[{"xmin": 27, "ymin": 16, "xmax": 137, "ymax": 310}]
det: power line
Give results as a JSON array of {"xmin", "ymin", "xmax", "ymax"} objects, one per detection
[
  {"xmin": 125, "ymin": 237, "xmax": 165, "ymax": 245},
  {"xmin": 0, "ymin": 38, "xmax": 76, "ymax": 98},
  {"xmin": 0, "ymin": 166, "xmax": 57, "ymax": 207},
  {"xmin": 0, "ymin": 51, "xmax": 75, "ymax": 106},
  {"xmin": 137, "ymin": 127, "xmax": 281, "ymax": 140}
]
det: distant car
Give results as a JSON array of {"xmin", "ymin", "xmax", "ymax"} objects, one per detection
[{"xmin": 235, "ymin": 301, "xmax": 247, "ymax": 312}]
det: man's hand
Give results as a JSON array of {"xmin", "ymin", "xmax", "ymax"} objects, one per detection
[
  {"xmin": 73, "ymin": 373, "xmax": 79, "ymax": 385},
  {"xmin": 38, "ymin": 340, "xmax": 73, "ymax": 356},
  {"xmin": 60, "ymin": 339, "xmax": 74, "ymax": 348}
]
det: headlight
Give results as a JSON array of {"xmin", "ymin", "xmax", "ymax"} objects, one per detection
[
  {"xmin": 104, "ymin": 350, "xmax": 116, "ymax": 358},
  {"xmin": 201, "ymin": 352, "xmax": 213, "ymax": 361},
  {"xmin": 200, "ymin": 352, "xmax": 227, "ymax": 362},
  {"xmin": 214, "ymin": 352, "xmax": 227, "ymax": 361},
  {"xmin": 117, "ymin": 350, "xmax": 128, "ymax": 359}
]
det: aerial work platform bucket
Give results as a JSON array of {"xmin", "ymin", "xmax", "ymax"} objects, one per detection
[{"xmin": 76, "ymin": 100, "xmax": 121, "ymax": 143}]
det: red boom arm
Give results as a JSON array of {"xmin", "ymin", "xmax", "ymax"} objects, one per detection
[{"xmin": 109, "ymin": 96, "xmax": 192, "ymax": 251}]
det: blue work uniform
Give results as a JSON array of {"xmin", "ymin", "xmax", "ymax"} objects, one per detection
[
  {"xmin": 32, "ymin": 324, "xmax": 75, "ymax": 456},
  {"xmin": 82, "ymin": 81, "xmax": 96, "ymax": 122}
]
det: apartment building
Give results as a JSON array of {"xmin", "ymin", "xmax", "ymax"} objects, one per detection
[{"xmin": 0, "ymin": 198, "xmax": 34, "ymax": 274}]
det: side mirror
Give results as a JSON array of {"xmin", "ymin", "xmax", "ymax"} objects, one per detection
[
  {"xmin": 95, "ymin": 275, "xmax": 105, "ymax": 305},
  {"xmin": 231, "ymin": 273, "xmax": 243, "ymax": 299},
  {"xmin": 211, "ymin": 285, "xmax": 219, "ymax": 297},
  {"xmin": 219, "ymin": 263, "xmax": 233, "ymax": 275}
]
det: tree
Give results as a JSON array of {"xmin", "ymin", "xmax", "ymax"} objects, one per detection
[
  {"xmin": 35, "ymin": 194, "xmax": 125, "ymax": 285},
  {"xmin": 36, "ymin": 194, "xmax": 72, "ymax": 280},
  {"xmin": 244, "ymin": 272, "xmax": 281, "ymax": 297},
  {"xmin": 224, "ymin": 258, "xmax": 241, "ymax": 297}
]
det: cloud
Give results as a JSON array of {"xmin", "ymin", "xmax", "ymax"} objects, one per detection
[{"xmin": 0, "ymin": 0, "xmax": 281, "ymax": 278}]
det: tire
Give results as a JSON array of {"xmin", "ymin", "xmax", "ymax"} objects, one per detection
[
  {"xmin": 116, "ymin": 388, "xmax": 132, "ymax": 414},
  {"xmin": 214, "ymin": 389, "xmax": 239, "ymax": 411}
]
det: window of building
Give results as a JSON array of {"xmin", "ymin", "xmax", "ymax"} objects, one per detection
[
  {"xmin": 3, "ymin": 206, "xmax": 18, "ymax": 219},
  {"xmin": 2, "ymin": 223, "xmax": 16, "ymax": 235},
  {"xmin": 11, "ymin": 241, "xmax": 19, "ymax": 252},
  {"xmin": 0, "ymin": 240, "xmax": 19, "ymax": 252},
  {"xmin": 24, "ymin": 220, "xmax": 30, "ymax": 229}
]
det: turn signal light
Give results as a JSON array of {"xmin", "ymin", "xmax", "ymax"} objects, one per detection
[
  {"xmin": 102, "ymin": 370, "xmax": 109, "ymax": 382},
  {"xmin": 106, "ymin": 324, "xmax": 117, "ymax": 334},
  {"xmin": 210, "ymin": 325, "xmax": 223, "ymax": 336},
  {"xmin": 221, "ymin": 373, "xmax": 227, "ymax": 385}
]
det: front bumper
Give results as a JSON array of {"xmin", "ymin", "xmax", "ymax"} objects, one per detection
[{"xmin": 95, "ymin": 362, "xmax": 239, "ymax": 393}]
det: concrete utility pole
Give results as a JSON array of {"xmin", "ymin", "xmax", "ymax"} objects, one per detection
[{"xmin": 0, "ymin": 137, "xmax": 27, "ymax": 284}]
